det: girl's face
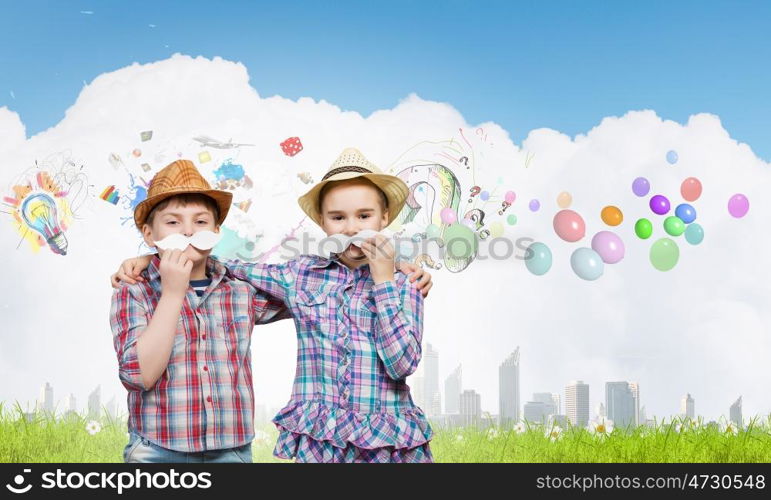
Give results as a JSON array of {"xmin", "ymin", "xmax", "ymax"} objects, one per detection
[{"xmin": 319, "ymin": 182, "xmax": 388, "ymax": 266}]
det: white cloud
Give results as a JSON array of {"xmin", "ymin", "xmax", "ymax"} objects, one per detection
[{"xmin": 0, "ymin": 54, "xmax": 768, "ymax": 424}]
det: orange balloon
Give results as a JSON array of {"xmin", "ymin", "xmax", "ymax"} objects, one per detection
[
  {"xmin": 557, "ymin": 191, "xmax": 572, "ymax": 208},
  {"xmin": 601, "ymin": 205, "xmax": 623, "ymax": 226}
]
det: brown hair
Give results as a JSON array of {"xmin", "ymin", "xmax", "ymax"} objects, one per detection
[
  {"xmin": 317, "ymin": 177, "xmax": 388, "ymax": 213},
  {"xmin": 145, "ymin": 193, "xmax": 220, "ymax": 227}
]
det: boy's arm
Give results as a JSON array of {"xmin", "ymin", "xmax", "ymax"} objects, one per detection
[
  {"xmin": 370, "ymin": 272, "xmax": 424, "ymax": 381},
  {"xmin": 253, "ymin": 293, "xmax": 293, "ymax": 325},
  {"xmin": 110, "ymin": 250, "xmax": 191, "ymax": 391}
]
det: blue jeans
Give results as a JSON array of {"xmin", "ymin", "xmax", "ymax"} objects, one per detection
[{"xmin": 124, "ymin": 432, "xmax": 253, "ymax": 463}]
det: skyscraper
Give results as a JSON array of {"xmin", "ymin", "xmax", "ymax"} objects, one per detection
[
  {"xmin": 37, "ymin": 382, "xmax": 54, "ymax": 414},
  {"xmin": 629, "ymin": 382, "xmax": 641, "ymax": 426},
  {"xmin": 444, "ymin": 364, "xmax": 462, "ymax": 415},
  {"xmin": 606, "ymin": 381, "xmax": 636, "ymax": 429},
  {"xmin": 533, "ymin": 392, "xmax": 558, "ymax": 416},
  {"xmin": 423, "ymin": 343, "xmax": 441, "ymax": 417},
  {"xmin": 565, "ymin": 380, "xmax": 589, "ymax": 428},
  {"xmin": 67, "ymin": 393, "xmax": 77, "ymax": 412},
  {"xmin": 680, "ymin": 393, "xmax": 695, "ymax": 419},
  {"xmin": 730, "ymin": 396, "xmax": 742, "ymax": 428},
  {"xmin": 459, "ymin": 389, "xmax": 482, "ymax": 428},
  {"xmin": 499, "ymin": 347, "xmax": 520, "ymax": 428},
  {"xmin": 523, "ymin": 401, "xmax": 548, "ymax": 425},
  {"xmin": 88, "ymin": 385, "xmax": 101, "ymax": 419}
]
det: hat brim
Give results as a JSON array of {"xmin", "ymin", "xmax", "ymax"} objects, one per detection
[
  {"xmin": 298, "ymin": 172, "xmax": 408, "ymax": 227},
  {"xmin": 134, "ymin": 187, "xmax": 233, "ymax": 229}
]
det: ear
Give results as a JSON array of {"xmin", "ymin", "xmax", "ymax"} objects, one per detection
[
  {"xmin": 381, "ymin": 209, "xmax": 390, "ymax": 227},
  {"xmin": 141, "ymin": 223, "xmax": 156, "ymax": 249}
]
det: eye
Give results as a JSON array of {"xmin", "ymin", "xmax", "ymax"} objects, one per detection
[
  {"xmin": 196, "ymin": 220, "xmax": 208, "ymax": 224},
  {"xmin": 166, "ymin": 221, "xmax": 178, "ymax": 225},
  {"xmin": 332, "ymin": 216, "xmax": 343, "ymax": 221},
  {"xmin": 360, "ymin": 214, "xmax": 371, "ymax": 219}
]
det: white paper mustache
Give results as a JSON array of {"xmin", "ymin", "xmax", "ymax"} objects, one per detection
[
  {"xmin": 153, "ymin": 231, "xmax": 223, "ymax": 251},
  {"xmin": 314, "ymin": 229, "xmax": 393, "ymax": 258}
]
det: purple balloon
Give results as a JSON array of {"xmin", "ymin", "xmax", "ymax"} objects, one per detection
[
  {"xmin": 529, "ymin": 199, "xmax": 541, "ymax": 212},
  {"xmin": 649, "ymin": 195, "xmax": 671, "ymax": 215},
  {"xmin": 591, "ymin": 231, "xmax": 626, "ymax": 264},
  {"xmin": 727, "ymin": 193, "xmax": 750, "ymax": 218},
  {"xmin": 632, "ymin": 177, "xmax": 650, "ymax": 197}
]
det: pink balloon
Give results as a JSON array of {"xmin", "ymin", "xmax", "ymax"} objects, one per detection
[
  {"xmin": 505, "ymin": 191, "xmax": 516, "ymax": 204},
  {"xmin": 591, "ymin": 231, "xmax": 625, "ymax": 264},
  {"xmin": 553, "ymin": 209, "xmax": 586, "ymax": 242},
  {"xmin": 440, "ymin": 207, "xmax": 457, "ymax": 224},
  {"xmin": 680, "ymin": 177, "xmax": 702, "ymax": 202}
]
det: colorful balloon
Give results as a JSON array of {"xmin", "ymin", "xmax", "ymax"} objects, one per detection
[
  {"xmin": 666, "ymin": 150, "xmax": 678, "ymax": 164},
  {"xmin": 674, "ymin": 203, "xmax": 697, "ymax": 224},
  {"xmin": 632, "ymin": 177, "xmax": 651, "ymax": 197},
  {"xmin": 649, "ymin": 195, "xmax": 671, "ymax": 215},
  {"xmin": 525, "ymin": 242, "xmax": 552, "ymax": 276},
  {"xmin": 650, "ymin": 238, "xmax": 679, "ymax": 271},
  {"xmin": 529, "ymin": 199, "xmax": 541, "ymax": 212},
  {"xmin": 440, "ymin": 207, "xmax": 457, "ymax": 224},
  {"xmin": 553, "ymin": 209, "xmax": 586, "ymax": 242},
  {"xmin": 443, "ymin": 223, "xmax": 477, "ymax": 259},
  {"xmin": 591, "ymin": 231, "xmax": 625, "ymax": 264},
  {"xmin": 635, "ymin": 218, "xmax": 653, "ymax": 239},
  {"xmin": 727, "ymin": 194, "xmax": 750, "ymax": 218},
  {"xmin": 663, "ymin": 216, "xmax": 686, "ymax": 237},
  {"xmin": 680, "ymin": 177, "xmax": 702, "ymax": 202},
  {"xmin": 505, "ymin": 191, "xmax": 516, "ymax": 204},
  {"xmin": 557, "ymin": 191, "xmax": 572, "ymax": 208},
  {"xmin": 490, "ymin": 221, "xmax": 504, "ymax": 238},
  {"xmin": 506, "ymin": 214, "xmax": 518, "ymax": 225},
  {"xmin": 570, "ymin": 247, "xmax": 605, "ymax": 281},
  {"xmin": 426, "ymin": 224, "xmax": 441, "ymax": 239},
  {"xmin": 684, "ymin": 223, "xmax": 704, "ymax": 245},
  {"xmin": 480, "ymin": 191, "xmax": 490, "ymax": 202},
  {"xmin": 601, "ymin": 205, "xmax": 623, "ymax": 226}
]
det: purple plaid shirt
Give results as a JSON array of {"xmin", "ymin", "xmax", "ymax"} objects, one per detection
[{"xmin": 225, "ymin": 254, "xmax": 433, "ymax": 456}]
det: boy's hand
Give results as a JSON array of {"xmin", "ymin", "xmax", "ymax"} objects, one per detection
[
  {"xmin": 396, "ymin": 261, "xmax": 433, "ymax": 298},
  {"xmin": 361, "ymin": 234, "xmax": 395, "ymax": 285},
  {"xmin": 110, "ymin": 254, "xmax": 154, "ymax": 288},
  {"xmin": 159, "ymin": 249, "xmax": 193, "ymax": 297}
]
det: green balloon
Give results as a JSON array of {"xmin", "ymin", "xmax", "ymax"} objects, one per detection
[
  {"xmin": 443, "ymin": 223, "xmax": 478, "ymax": 259},
  {"xmin": 426, "ymin": 224, "xmax": 441, "ymax": 239},
  {"xmin": 650, "ymin": 238, "xmax": 680, "ymax": 271},
  {"xmin": 635, "ymin": 218, "xmax": 653, "ymax": 239},
  {"xmin": 663, "ymin": 216, "xmax": 686, "ymax": 237},
  {"xmin": 506, "ymin": 214, "xmax": 518, "ymax": 226}
]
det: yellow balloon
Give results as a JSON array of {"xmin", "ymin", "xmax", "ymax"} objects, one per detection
[
  {"xmin": 490, "ymin": 221, "xmax": 505, "ymax": 238},
  {"xmin": 557, "ymin": 191, "xmax": 572, "ymax": 208},
  {"xmin": 601, "ymin": 205, "xmax": 624, "ymax": 226}
]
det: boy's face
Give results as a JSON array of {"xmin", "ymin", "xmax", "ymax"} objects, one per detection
[
  {"xmin": 142, "ymin": 200, "xmax": 219, "ymax": 266},
  {"xmin": 320, "ymin": 182, "xmax": 388, "ymax": 264}
]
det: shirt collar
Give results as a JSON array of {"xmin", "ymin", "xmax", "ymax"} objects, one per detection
[{"xmin": 307, "ymin": 253, "xmax": 370, "ymax": 278}]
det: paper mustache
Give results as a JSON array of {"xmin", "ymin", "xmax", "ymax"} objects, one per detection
[
  {"xmin": 314, "ymin": 229, "xmax": 393, "ymax": 258},
  {"xmin": 153, "ymin": 230, "xmax": 223, "ymax": 251}
]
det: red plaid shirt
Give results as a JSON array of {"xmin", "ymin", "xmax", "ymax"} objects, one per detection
[{"xmin": 109, "ymin": 255, "xmax": 290, "ymax": 452}]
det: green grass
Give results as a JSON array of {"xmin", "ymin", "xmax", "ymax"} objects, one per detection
[{"xmin": 2, "ymin": 403, "xmax": 769, "ymax": 463}]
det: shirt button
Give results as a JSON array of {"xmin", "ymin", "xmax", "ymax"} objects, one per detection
[
  {"xmin": 203, "ymin": 366, "xmax": 208, "ymax": 371},
  {"xmin": 206, "ymin": 396, "xmax": 212, "ymax": 403},
  {"xmin": 202, "ymin": 334, "xmax": 207, "ymax": 340}
]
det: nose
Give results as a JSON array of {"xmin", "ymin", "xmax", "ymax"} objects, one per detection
[{"xmin": 343, "ymin": 219, "xmax": 359, "ymax": 236}]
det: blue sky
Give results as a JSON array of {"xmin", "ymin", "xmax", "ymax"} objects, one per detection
[{"xmin": 1, "ymin": 0, "xmax": 769, "ymax": 159}]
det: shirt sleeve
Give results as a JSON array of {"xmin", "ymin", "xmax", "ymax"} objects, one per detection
[
  {"xmin": 223, "ymin": 259, "xmax": 294, "ymax": 304},
  {"xmin": 109, "ymin": 285, "xmax": 149, "ymax": 392},
  {"xmin": 370, "ymin": 273, "xmax": 424, "ymax": 381},
  {"xmin": 253, "ymin": 292, "xmax": 293, "ymax": 325}
]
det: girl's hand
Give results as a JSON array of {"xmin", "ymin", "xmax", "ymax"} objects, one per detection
[
  {"xmin": 396, "ymin": 262, "xmax": 433, "ymax": 298},
  {"xmin": 360, "ymin": 234, "xmax": 395, "ymax": 285},
  {"xmin": 110, "ymin": 254, "xmax": 154, "ymax": 288}
]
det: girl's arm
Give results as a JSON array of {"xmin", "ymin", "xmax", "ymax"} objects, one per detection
[{"xmin": 370, "ymin": 271, "xmax": 424, "ymax": 381}]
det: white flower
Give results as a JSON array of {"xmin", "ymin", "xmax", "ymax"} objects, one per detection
[
  {"xmin": 486, "ymin": 428, "xmax": 500, "ymax": 440},
  {"xmin": 588, "ymin": 417, "xmax": 614, "ymax": 438},
  {"xmin": 85, "ymin": 420, "xmax": 102, "ymax": 435},
  {"xmin": 455, "ymin": 434, "xmax": 464, "ymax": 442},
  {"xmin": 720, "ymin": 420, "xmax": 739, "ymax": 435},
  {"xmin": 674, "ymin": 422, "xmax": 683, "ymax": 433},
  {"xmin": 545, "ymin": 425, "xmax": 563, "ymax": 442},
  {"xmin": 513, "ymin": 422, "xmax": 527, "ymax": 434}
]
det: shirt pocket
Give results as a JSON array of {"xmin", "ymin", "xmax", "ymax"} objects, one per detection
[
  {"xmin": 215, "ymin": 314, "xmax": 252, "ymax": 359},
  {"xmin": 295, "ymin": 287, "xmax": 329, "ymax": 327},
  {"xmin": 353, "ymin": 293, "xmax": 379, "ymax": 333}
]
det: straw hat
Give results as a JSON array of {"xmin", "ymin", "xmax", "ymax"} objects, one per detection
[
  {"xmin": 133, "ymin": 159, "xmax": 232, "ymax": 229},
  {"xmin": 298, "ymin": 148, "xmax": 408, "ymax": 226}
]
